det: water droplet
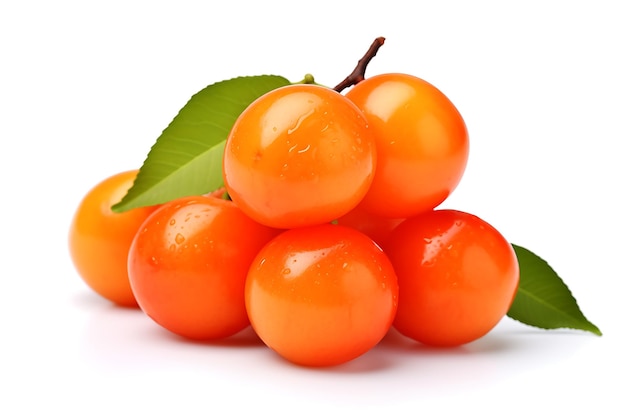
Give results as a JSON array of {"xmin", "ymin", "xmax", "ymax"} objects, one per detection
[
  {"xmin": 423, "ymin": 237, "xmax": 432, "ymax": 244},
  {"xmin": 175, "ymin": 233, "xmax": 185, "ymax": 244},
  {"xmin": 282, "ymin": 268, "xmax": 291, "ymax": 275},
  {"xmin": 169, "ymin": 244, "xmax": 176, "ymax": 251},
  {"xmin": 169, "ymin": 219, "xmax": 176, "ymax": 226},
  {"xmin": 288, "ymin": 108, "xmax": 314, "ymax": 134}
]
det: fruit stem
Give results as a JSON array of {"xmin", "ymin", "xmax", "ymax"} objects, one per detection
[
  {"xmin": 302, "ymin": 73, "xmax": 316, "ymax": 84},
  {"xmin": 293, "ymin": 73, "xmax": 323, "ymax": 86},
  {"xmin": 333, "ymin": 37, "xmax": 385, "ymax": 93}
]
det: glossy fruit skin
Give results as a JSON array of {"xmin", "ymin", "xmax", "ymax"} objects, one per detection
[
  {"xmin": 384, "ymin": 209, "xmax": 519, "ymax": 347},
  {"xmin": 346, "ymin": 73, "xmax": 469, "ymax": 219},
  {"xmin": 245, "ymin": 224, "xmax": 399, "ymax": 367},
  {"xmin": 128, "ymin": 194, "xmax": 280, "ymax": 340},
  {"xmin": 223, "ymin": 84, "xmax": 377, "ymax": 229},
  {"xmin": 68, "ymin": 170, "xmax": 158, "ymax": 307}
]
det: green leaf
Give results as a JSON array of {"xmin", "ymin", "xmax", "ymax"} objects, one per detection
[
  {"xmin": 507, "ymin": 244, "xmax": 602, "ymax": 336},
  {"xmin": 112, "ymin": 74, "xmax": 291, "ymax": 212}
]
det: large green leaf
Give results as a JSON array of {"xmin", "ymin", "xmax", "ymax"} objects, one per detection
[
  {"xmin": 112, "ymin": 75, "xmax": 291, "ymax": 212},
  {"xmin": 507, "ymin": 244, "xmax": 602, "ymax": 335}
]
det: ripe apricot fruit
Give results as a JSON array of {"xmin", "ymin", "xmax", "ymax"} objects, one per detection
[
  {"xmin": 245, "ymin": 224, "xmax": 399, "ymax": 366},
  {"xmin": 68, "ymin": 170, "xmax": 158, "ymax": 307},
  {"xmin": 223, "ymin": 84, "xmax": 377, "ymax": 229},
  {"xmin": 385, "ymin": 209, "xmax": 519, "ymax": 347},
  {"xmin": 346, "ymin": 73, "xmax": 469, "ymax": 218},
  {"xmin": 128, "ymin": 194, "xmax": 280, "ymax": 340}
]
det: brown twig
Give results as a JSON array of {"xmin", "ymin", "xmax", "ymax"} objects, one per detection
[{"xmin": 333, "ymin": 37, "xmax": 386, "ymax": 93}]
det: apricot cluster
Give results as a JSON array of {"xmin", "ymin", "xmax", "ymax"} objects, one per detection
[{"xmin": 69, "ymin": 72, "xmax": 519, "ymax": 367}]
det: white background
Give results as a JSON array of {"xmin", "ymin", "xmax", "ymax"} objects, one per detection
[{"xmin": 1, "ymin": 1, "xmax": 624, "ymax": 415}]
